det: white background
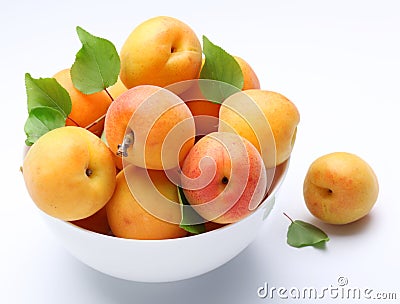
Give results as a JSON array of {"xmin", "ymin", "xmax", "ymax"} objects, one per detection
[{"xmin": 1, "ymin": 0, "xmax": 399, "ymax": 303}]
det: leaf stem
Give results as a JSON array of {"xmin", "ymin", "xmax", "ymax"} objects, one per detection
[
  {"xmin": 67, "ymin": 116, "xmax": 80, "ymax": 127},
  {"xmin": 84, "ymin": 114, "xmax": 106, "ymax": 130},
  {"xmin": 105, "ymin": 87, "xmax": 114, "ymax": 102},
  {"xmin": 283, "ymin": 212, "xmax": 294, "ymax": 223}
]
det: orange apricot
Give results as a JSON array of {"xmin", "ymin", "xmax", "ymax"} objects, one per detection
[
  {"xmin": 233, "ymin": 56, "xmax": 260, "ymax": 90},
  {"xmin": 53, "ymin": 68, "xmax": 113, "ymax": 136},
  {"xmin": 71, "ymin": 205, "xmax": 110, "ymax": 235},
  {"xmin": 106, "ymin": 167, "xmax": 188, "ymax": 240}
]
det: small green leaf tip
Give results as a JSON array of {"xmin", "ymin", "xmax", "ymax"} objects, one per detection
[{"xmin": 177, "ymin": 186, "xmax": 206, "ymax": 235}]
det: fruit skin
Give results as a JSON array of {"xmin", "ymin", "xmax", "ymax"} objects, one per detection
[
  {"xmin": 104, "ymin": 85, "xmax": 157, "ymax": 163},
  {"xmin": 53, "ymin": 68, "xmax": 113, "ymax": 136},
  {"xmin": 175, "ymin": 79, "xmax": 221, "ymax": 135},
  {"xmin": 233, "ymin": 56, "xmax": 260, "ymax": 90},
  {"xmin": 70, "ymin": 205, "xmax": 110, "ymax": 235},
  {"xmin": 186, "ymin": 100, "xmax": 221, "ymax": 121},
  {"xmin": 303, "ymin": 152, "xmax": 379, "ymax": 224},
  {"xmin": 104, "ymin": 85, "xmax": 195, "ymax": 170},
  {"xmin": 204, "ymin": 221, "xmax": 226, "ymax": 232},
  {"xmin": 186, "ymin": 56, "xmax": 260, "ymax": 120},
  {"xmin": 120, "ymin": 16, "xmax": 202, "ymax": 89},
  {"xmin": 108, "ymin": 77, "xmax": 128, "ymax": 100},
  {"xmin": 181, "ymin": 132, "xmax": 267, "ymax": 224},
  {"xmin": 106, "ymin": 166, "xmax": 188, "ymax": 240},
  {"xmin": 218, "ymin": 89, "xmax": 300, "ymax": 168},
  {"xmin": 22, "ymin": 126, "xmax": 116, "ymax": 221}
]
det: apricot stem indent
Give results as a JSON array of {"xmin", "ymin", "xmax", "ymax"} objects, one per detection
[{"xmin": 117, "ymin": 130, "xmax": 135, "ymax": 157}]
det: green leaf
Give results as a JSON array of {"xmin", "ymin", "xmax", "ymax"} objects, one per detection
[
  {"xmin": 200, "ymin": 35, "xmax": 244, "ymax": 90},
  {"xmin": 177, "ymin": 186, "xmax": 206, "ymax": 234},
  {"xmin": 197, "ymin": 79, "xmax": 241, "ymax": 105},
  {"xmin": 25, "ymin": 73, "xmax": 72, "ymax": 117},
  {"xmin": 24, "ymin": 106, "xmax": 66, "ymax": 145},
  {"xmin": 285, "ymin": 214, "xmax": 329, "ymax": 248},
  {"xmin": 100, "ymin": 129, "xmax": 108, "ymax": 146},
  {"xmin": 71, "ymin": 26, "xmax": 120, "ymax": 94}
]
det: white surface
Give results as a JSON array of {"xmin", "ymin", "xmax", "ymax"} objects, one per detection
[{"xmin": 2, "ymin": 0, "xmax": 399, "ymax": 303}]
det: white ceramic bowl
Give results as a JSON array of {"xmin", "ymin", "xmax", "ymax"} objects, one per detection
[{"xmin": 37, "ymin": 159, "xmax": 289, "ymax": 283}]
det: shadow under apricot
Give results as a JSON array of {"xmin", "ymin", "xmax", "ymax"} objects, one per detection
[{"xmin": 309, "ymin": 213, "xmax": 374, "ymax": 237}]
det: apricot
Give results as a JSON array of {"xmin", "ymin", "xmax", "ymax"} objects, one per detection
[
  {"xmin": 185, "ymin": 56, "xmax": 260, "ymax": 122},
  {"xmin": 108, "ymin": 77, "xmax": 128, "ymax": 100},
  {"xmin": 186, "ymin": 100, "xmax": 221, "ymax": 121},
  {"xmin": 22, "ymin": 126, "xmax": 116, "ymax": 221},
  {"xmin": 53, "ymin": 68, "xmax": 113, "ymax": 136},
  {"xmin": 181, "ymin": 132, "xmax": 267, "ymax": 224},
  {"xmin": 104, "ymin": 85, "xmax": 195, "ymax": 170},
  {"xmin": 233, "ymin": 56, "xmax": 260, "ymax": 90},
  {"xmin": 304, "ymin": 152, "xmax": 379, "ymax": 224},
  {"xmin": 71, "ymin": 205, "xmax": 110, "ymax": 235},
  {"xmin": 120, "ymin": 16, "xmax": 202, "ymax": 89},
  {"xmin": 204, "ymin": 221, "xmax": 226, "ymax": 232},
  {"xmin": 106, "ymin": 166, "xmax": 188, "ymax": 240},
  {"xmin": 219, "ymin": 90, "xmax": 300, "ymax": 168}
]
